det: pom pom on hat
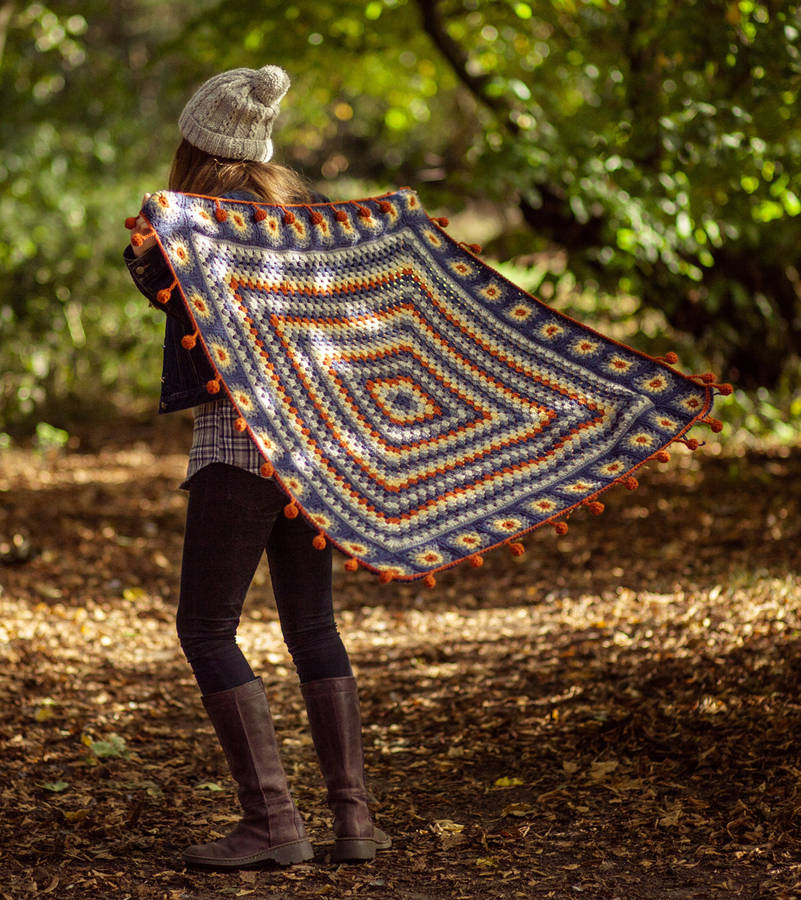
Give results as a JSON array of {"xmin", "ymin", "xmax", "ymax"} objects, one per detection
[{"xmin": 178, "ymin": 64, "xmax": 291, "ymax": 163}]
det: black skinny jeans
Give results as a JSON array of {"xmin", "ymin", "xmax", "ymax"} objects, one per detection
[{"xmin": 176, "ymin": 463, "xmax": 352, "ymax": 695}]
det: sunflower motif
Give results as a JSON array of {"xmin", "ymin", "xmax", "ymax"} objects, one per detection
[
  {"xmin": 607, "ymin": 355, "xmax": 634, "ymax": 374},
  {"xmin": 678, "ymin": 393, "xmax": 704, "ymax": 412},
  {"xmin": 231, "ymin": 388, "xmax": 255, "ymax": 415},
  {"xmin": 561, "ymin": 480, "xmax": 594, "ymax": 494},
  {"xmin": 190, "ymin": 293, "xmax": 212, "ymax": 319},
  {"xmin": 628, "ymin": 432, "xmax": 655, "ymax": 450},
  {"xmin": 653, "ymin": 414, "xmax": 679, "ymax": 431},
  {"xmin": 598, "ymin": 460, "xmax": 626, "ymax": 477},
  {"xmin": 283, "ymin": 476, "xmax": 305, "ymax": 496},
  {"xmin": 449, "ymin": 260, "xmax": 474, "ymax": 278},
  {"xmin": 453, "ymin": 532, "xmax": 483, "ymax": 549},
  {"xmin": 509, "ymin": 303, "xmax": 533, "ymax": 322},
  {"xmin": 258, "ymin": 212, "xmax": 283, "ymax": 242},
  {"xmin": 423, "ymin": 229, "xmax": 442, "ymax": 248},
  {"xmin": 530, "ymin": 497, "xmax": 558, "ymax": 513},
  {"xmin": 539, "ymin": 322, "xmax": 564, "ymax": 340},
  {"xmin": 253, "ymin": 430, "xmax": 280, "ymax": 456},
  {"xmin": 641, "ymin": 374, "xmax": 668, "ymax": 393},
  {"xmin": 342, "ymin": 541, "xmax": 369, "ymax": 556},
  {"xmin": 572, "ymin": 339, "xmax": 599, "ymax": 356},
  {"xmin": 191, "ymin": 205, "xmax": 214, "ymax": 227},
  {"xmin": 169, "ymin": 240, "xmax": 192, "ymax": 269},
  {"xmin": 209, "ymin": 342, "xmax": 234, "ymax": 369},
  {"xmin": 479, "ymin": 282, "xmax": 504, "ymax": 302},
  {"xmin": 415, "ymin": 549, "xmax": 444, "ymax": 567},
  {"xmin": 230, "ymin": 210, "xmax": 250, "ymax": 234},
  {"xmin": 310, "ymin": 513, "xmax": 332, "ymax": 529},
  {"xmin": 492, "ymin": 517, "xmax": 522, "ymax": 533}
]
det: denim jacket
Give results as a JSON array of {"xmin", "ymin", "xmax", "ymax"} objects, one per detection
[{"xmin": 123, "ymin": 190, "xmax": 258, "ymax": 414}]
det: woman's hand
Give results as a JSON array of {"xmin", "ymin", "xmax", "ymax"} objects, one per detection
[{"xmin": 130, "ymin": 193, "xmax": 157, "ymax": 257}]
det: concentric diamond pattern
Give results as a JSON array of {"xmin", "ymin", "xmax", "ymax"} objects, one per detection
[{"xmin": 143, "ymin": 189, "xmax": 714, "ymax": 579}]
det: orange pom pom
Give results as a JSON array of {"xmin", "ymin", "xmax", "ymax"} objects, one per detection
[
  {"xmin": 625, "ymin": 476, "xmax": 639, "ymax": 491},
  {"xmin": 181, "ymin": 333, "xmax": 197, "ymax": 350},
  {"xmin": 344, "ymin": 558, "xmax": 359, "ymax": 572},
  {"xmin": 379, "ymin": 570, "xmax": 394, "ymax": 584},
  {"xmin": 311, "ymin": 210, "xmax": 323, "ymax": 224},
  {"xmin": 206, "ymin": 379, "xmax": 220, "ymax": 394},
  {"xmin": 254, "ymin": 207, "xmax": 267, "ymax": 221},
  {"xmin": 685, "ymin": 438, "xmax": 700, "ymax": 451},
  {"xmin": 467, "ymin": 243, "xmax": 482, "ymax": 254},
  {"xmin": 124, "ymin": 216, "xmax": 138, "ymax": 230},
  {"xmin": 260, "ymin": 461, "xmax": 274, "ymax": 478},
  {"xmin": 378, "ymin": 201, "xmax": 392, "ymax": 213},
  {"xmin": 433, "ymin": 216, "xmax": 449, "ymax": 227},
  {"xmin": 700, "ymin": 372, "xmax": 716, "ymax": 383},
  {"xmin": 655, "ymin": 450, "xmax": 670, "ymax": 463},
  {"xmin": 284, "ymin": 503, "xmax": 299, "ymax": 519},
  {"xmin": 335, "ymin": 209, "xmax": 348, "ymax": 222},
  {"xmin": 131, "ymin": 232, "xmax": 144, "ymax": 247},
  {"xmin": 663, "ymin": 351, "xmax": 679, "ymax": 364},
  {"xmin": 424, "ymin": 573, "xmax": 436, "ymax": 588},
  {"xmin": 234, "ymin": 417, "xmax": 247, "ymax": 432},
  {"xmin": 215, "ymin": 206, "xmax": 227, "ymax": 222},
  {"xmin": 554, "ymin": 521, "xmax": 569, "ymax": 536},
  {"xmin": 716, "ymin": 383, "xmax": 733, "ymax": 396},
  {"xmin": 587, "ymin": 501, "xmax": 605, "ymax": 515},
  {"xmin": 283, "ymin": 210, "xmax": 296, "ymax": 225},
  {"xmin": 312, "ymin": 534, "xmax": 327, "ymax": 550},
  {"xmin": 509, "ymin": 542, "xmax": 525, "ymax": 557},
  {"xmin": 156, "ymin": 288, "xmax": 171, "ymax": 304},
  {"xmin": 470, "ymin": 555, "xmax": 484, "ymax": 568},
  {"xmin": 357, "ymin": 205, "xmax": 372, "ymax": 218}
]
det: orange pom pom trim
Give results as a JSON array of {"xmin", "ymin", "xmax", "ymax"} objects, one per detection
[
  {"xmin": 379, "ymin": 571, "xmax": 394, "ymax": 584},
  {"xmin": 214, "ymin": 203, "xmax": 227, "ymax": 223},
  {"xmin": 124, "ymin": 216, "xmax": 138, "ymax": 230},
  {"xmin": 655, "ymin": 450, "xmax": 670, "ymax": 463},
  {"xmin": 311, "ymin": 210, "xmax": 323, "ymax": 224},
  {"xmin": 284, "ymin": 503, "xmax": 299, "ymax": 519},
  {"xmin": 156, "ymin": 288, "xmax": 171, "ymax": 304},
  {"xmin": 181, "ymin": 333, "xmax": 197, "ymax": 350},
  {"xmin": 470, "ymin": 555, "xmax": 484, "ymax": 568},
  {"xmin": 131, "ymin": 232, "xmax": 145, "ymax": 247},
  {"xmin": 234, "ymin": 417, "xmax": 247, "ymax": 433},
  {"xmin": 312, "ymin": 534, "xmax": 327, "ymax": 550},
  {"xmin": 624, "ymin": 476, "xmax": 639, "ymax": 490},
  {"xmin": 356, "ymin": 205, "xmax": 372, "ymax": 218},
  {"xmin": 509, "ymin": 542, "xmax": 525, "ymax": 557},
  {"xmin": 716, "ymin": 383, "xmax": 733, "ymax": 395},
  {"xmin": 206, "ymin": 379, "xmax": 220, "ymax": 394},
  {"xmin": 554, "ymin": 521, "xmax": 569, "ymax": 536},
  {"xmin": 344, "ymin": 558, "xmax": 359, "ymax": 572},
  {"xmin": 432, "ymin": 216, "xmax": 449, "ymax": 227},
  {"xmin": 260, "ymin": 461, "xmax": 274, "ymax": 478},
  {"xmin": 283, "ymin": 210, "xmax": 296, "ymax": 225},
  {"xmin": 378, "ymin": 201, "xmax": 392, "ymax": 213},
  {"xmin": 587, "ymin": 501, "xmax": 605, "ymax": 515},
  {"xmin": 335, "ymin": 210, "xmax": 348, "ymax": 222},
  {"xmin": 254, "ymin": 207, "xmax": 267, "ymax": 222},
  {"xmin": 424, "ymin": 573, "xmax": 436, "ymax": 588}
]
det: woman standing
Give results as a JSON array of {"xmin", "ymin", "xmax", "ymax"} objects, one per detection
[{"xmin": 124, "ymin": 64, "xmax": 390, "ymax": 869}]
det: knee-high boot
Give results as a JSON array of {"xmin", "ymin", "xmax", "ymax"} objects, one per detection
[
  {"xmin": 301, "ymin": 676, "xmax": 391, "ymax": 862},
  {"xmin": 183, "ymin": 677, "xmax": 313, "ymax": 868}
]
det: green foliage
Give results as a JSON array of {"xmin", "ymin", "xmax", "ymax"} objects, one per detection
[{"xmin": 2, "ymin": 0, "xmax": 799, "ymax": 430}]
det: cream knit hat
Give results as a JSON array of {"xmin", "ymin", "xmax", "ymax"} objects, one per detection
[{"xmin": 178, "ymin": 65, "xmax": 291, "ymax": 163}]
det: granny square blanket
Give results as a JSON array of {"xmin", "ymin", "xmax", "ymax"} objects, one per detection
[{"xmin": 140, "ymin": 189, "xmax": 721, "ymax": 582}]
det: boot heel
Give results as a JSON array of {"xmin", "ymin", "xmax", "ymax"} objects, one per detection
[{"xmin": 271, "ymin": 839, "xmax": 314, "ymax": 866}]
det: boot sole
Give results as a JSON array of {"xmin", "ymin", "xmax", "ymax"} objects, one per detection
[
  {"xmin": 331, "ymin": 834, "xmax": 392, "ymax": 863},
  {"xmin": 184, "ymin": 838, "xmax": 314, "ymax": 869}
]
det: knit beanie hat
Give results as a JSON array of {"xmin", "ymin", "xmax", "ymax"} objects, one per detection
[{"xmin": 178, "ymin": 65, "xmax": 290, "ymax": 163}]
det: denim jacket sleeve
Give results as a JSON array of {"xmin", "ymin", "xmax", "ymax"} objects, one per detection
[{"xmin": 123, "ymin": 243, "xmax": 191, "ymax": 326}]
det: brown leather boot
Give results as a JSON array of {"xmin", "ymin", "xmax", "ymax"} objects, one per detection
[
  {"xmin": 183, "ymin": 678, "xmax": 313, "ymax": 869},
  {"xmin": 301, "ymin": 676, "xmax": 391, "ymax": 862}
]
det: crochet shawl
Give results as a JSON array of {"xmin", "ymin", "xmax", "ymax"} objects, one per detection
[{"xmin": 130, "ymin": 189, "xmax": 728, "ymax": 586}]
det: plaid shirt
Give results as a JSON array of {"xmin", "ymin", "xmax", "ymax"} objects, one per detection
[{"xmin": 183, "ymin": 398, "xmax": 264, "ymax": 488}]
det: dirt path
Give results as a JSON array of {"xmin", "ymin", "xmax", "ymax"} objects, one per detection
[{"xmin": 1, "ymin": 417, "xmax": 800, "ymax": 898}]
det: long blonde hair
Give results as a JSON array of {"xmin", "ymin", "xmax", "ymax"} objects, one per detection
[{"xmin": 168, "ymin": 138, "xmax": 313, "ymax": 205}]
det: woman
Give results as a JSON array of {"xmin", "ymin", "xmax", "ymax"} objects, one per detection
[{"xmin": 124, "ymin": 64, "xmax": 390, "ymax": 869}]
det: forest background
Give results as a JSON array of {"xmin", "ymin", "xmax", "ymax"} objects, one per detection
[{"xmin": 1, "ymin": 0, "xmax": 800, "ymax": 443}]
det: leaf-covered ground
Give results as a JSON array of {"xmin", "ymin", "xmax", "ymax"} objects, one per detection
[{"xmin": 1, "ymin": 416, "xmax": 800, "ymax": 899}]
